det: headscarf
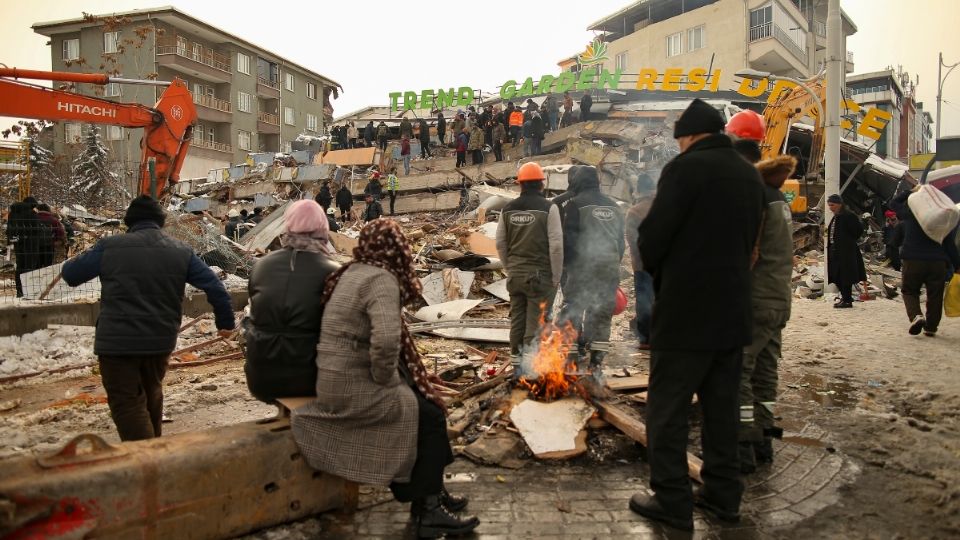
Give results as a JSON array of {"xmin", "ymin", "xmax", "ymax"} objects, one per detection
[
  {"xmin": 281, "ymin": 199, "xmax": 331, "ymax": 254},
  {"xmin": 320, "ymin": 219, "xmax": 445, "ymax": 412}
]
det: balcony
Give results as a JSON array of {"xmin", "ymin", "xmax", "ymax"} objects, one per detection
[
  {"xmin": 748, "ymin": 22, "xmax": 809, "ymax": 75},
  {"xmin": 257, "ymin": 76, "xmax": 280, "ymax": 99},
  {"xmin": 257, "ymin": 111, "xmax": 280, "ymax": 135},
  {"xmin": 156, "ymin": 37, "xmax": 231, "ymax": 83},
  {"xmin": 193, "ymin": 94, "xmax": 232, "ymax": 123},
  {"xmin": 191, "ymin": 138, "xmax": 233, "ymax": 154}
]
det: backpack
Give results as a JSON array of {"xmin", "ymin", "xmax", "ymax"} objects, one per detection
[{"xmin": 377, "ymin": 125, "xmax": 388, "ymax": 137}]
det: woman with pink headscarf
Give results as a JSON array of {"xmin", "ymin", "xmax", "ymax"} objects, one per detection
[{"xmin": 243, "ymin": 199, "xmax": 340, "ymax": 403}]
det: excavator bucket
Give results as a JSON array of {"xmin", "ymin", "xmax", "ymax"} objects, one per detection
[{"xmin": 141, "ymin": 78, "xmax": 197, "ymax": 197}]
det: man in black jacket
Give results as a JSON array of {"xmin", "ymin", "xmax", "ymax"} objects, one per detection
[
  {"xmin": 62, "ymin": 196, "xmax": 235, "ymax": 441},
  {"xmin": 630, "ymin": 99, "xmax": 764, "ymax": 530},
  {"xmin": 418, "ymin": 118, "xmax": 432, "ymax": 158},
  {"xmin": 314, "ymin": 181, "xmax": 333, "ymax": 211},
  {"xmin": 559, "ymin": 165, "xmax": 624, "ymax": 378},
  {"xmin": 363, "ymin": 194, "xmax": 383, "ymax": 222},
  {"xmin": 245, "ymin": 200, "xmax": 340, "ymax": 403},
  {"xmin": 437, "ymin": 113, "xmax": 447, "ymax": 146},
  {"xmin": 579, "ymin": 92, "xmax": 592, "ymax": 122},
  {"xmin": 889, "ymin": 189, "xmax": 960, "ymax": 336},
  {"xmin": 826, "ymin": 194, "xmax": 866, "ymax": 308},
  {"xmin": 336, "ymin": 183, "xmax": 354, "ymax": 224},
  {"xmin": 364, "ymin": 121, "xmax": 375, "ymax": 147}
]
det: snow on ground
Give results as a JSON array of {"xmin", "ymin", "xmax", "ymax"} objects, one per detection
[{"xmin": 0, "ymin": 325, "xmax": 96, "ymax": 378}]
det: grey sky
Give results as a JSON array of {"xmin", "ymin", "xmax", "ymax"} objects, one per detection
[{"xmin": 1, "ymin": 0, "xmax": 958, "ymax": 139}]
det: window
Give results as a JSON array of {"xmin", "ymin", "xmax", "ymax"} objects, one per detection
[
  {"xmin": 284, "ymin": 107, "xmax": 295, "ymax": 125},
  {"xmin": 105, "ymin": 126, "xmax": 123, "ymax": 141},
  {"xmin": 306, "ymin": 82, "xmax": 317, "ymax": 100},
  {"xmin": 307, "ymin": 113, "xmax": 318, "ymax": 132},
  {"xmin": 104, "ymin": 83, "xmax": 121, "ymax": 98},
  {"xmin": 177, "ymin": 36, "xmax": 187, "ymax": 56},
  {"xmin": 750, "ymin": 6, "xmax": 772, "ymax": 28},
  {"xmin": 615, "ymin": 52, "xmax": 628, "ymax": 72},
  {"xmin": 207, "ymin": 128, "xmax": 215, "ymax": 143},
  {"xmin": 238, "ymin": 130, "xmax": 252, "ymax": 151},
  {"xmin": 65, "ymin": 123, "xmax": 82, "ymax": 143},
  {"xmin": 237, "ymin": 52, "xmax": 250, "ymax": 75},
  {"xmin": 284, "ymin": 72, "xmax": 295, "ymax": 92},
  {"xmin": 687, "ymin": 25, "xmax": 705, "ymax": 51},
  {"xmin": 237, "ymin": 91, "xmax": 252, "ymax": 113},
  {"xmin": 62, "ymin": 38, "xmax": 79, "ymax": 61},
  {"xmin": 104, "ymin": 31, "xmax": 120, "ymax": 54},
  {"xmin": 666, "ymin": 32, "xmax": 682, "ymax": 57}
]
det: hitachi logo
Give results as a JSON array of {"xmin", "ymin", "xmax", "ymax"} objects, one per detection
[{"xmin": 57, "ymin": 101, "xmax": 117, "ymax": 118}]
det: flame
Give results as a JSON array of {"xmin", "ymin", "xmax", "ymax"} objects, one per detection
[{"xmin": 519, "ymin": 304, "xmax": 581, "ymax": 401}]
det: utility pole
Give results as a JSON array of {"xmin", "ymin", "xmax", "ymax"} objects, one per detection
[
  {"xmin": 937, "ymin": 52, "xmax": 960, "ymax": 142},
  {"xmin": 824, "ymin": 0, "xmax": 842, "ymax": 219}
]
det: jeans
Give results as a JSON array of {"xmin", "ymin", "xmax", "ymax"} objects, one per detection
[
  {"xmin": 634, "ymin": 271, "xmax": 653, "ymax": 345},
  {"xmin": 420, "ymin": 140, "xmax": 431, "ymax": 158},
  {"xmin": 378, "ymin": 137, "xmax": 387, "ymax": 150},
  {"xmin": 402, "ymin": 154, "xmax": 411, "ymax": 175},
  {"xmin": 549, "ymin": 111, "xmax": 559, "ymax": 131}
]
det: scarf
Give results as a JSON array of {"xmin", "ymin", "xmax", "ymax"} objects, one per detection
[
  {"xmin": 320, "ymin": 219, "xmax": 446, "ymax": 412},
  {"xmin": 280, "ymin": 232, "xmax": 332, "ymax": 255}
]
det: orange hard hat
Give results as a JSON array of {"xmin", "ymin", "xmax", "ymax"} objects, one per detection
[
  {"xmin": 613, "ymin": 287, "xmax": 628, "ymax": 316},
  {"xmin": 726, "ymin": 110, "xmax": 765, "ymax": 141},
  {"xmin": 516, "ymin": 162, "xmax": 545, "ymax": 183}
]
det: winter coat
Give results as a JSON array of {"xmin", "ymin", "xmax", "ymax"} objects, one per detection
[
  {"xmin": 468, "ymin": 126, "xmax": 484, "ymax": 151},
  {"xmin": 579, "ymin": 93, "xmax": 593, "ymax": 118},
  {"xmin": 347, "ymin": 125, "xmax": 358, "ymax": 140},
  {"xmin": 418, "ymin": 120, "xmax": 430, "ymax": 143},
  {"xmin": 625, "ymin": 195, "xmax": 655, "ymax": 273},
  {"xmin": 36, "ymin": 211, "xmax": 66, "ymax": 243},
  {"xmin": 751, "ymin": 171, "xmax": 794, "ymax": 313},
  {"xmin": 399, "ymin": 118, "xmax": 413, "ymax": 139},
  {"xmin": 225, "ymin": 216, "xmax": 242, "ymax": 240},
  {"xmin": 495, "ymin": 191, "xmax": 564, "ymax": 284},
  {"xmin": 531, "ymin": 115, "xmax": 545, "ymax": 139},
  {"xmin": 400, "ymin": 138, "xmax": 411, "ymax": 156},
  {"xmin": 7, "ymin": 209, "xmax": 46, "ymax": 272},
  {"xmin": 244, "ymin": 248, "xmax": 340, "ymax": 403},
  {"xmin": 639, "ymin": 134, "xmax": 764, "ymax": 351},
  {"xmin": 327, "ymin": 215, "xmax": 340, "ymax": 232},
  {"xmin": 363, "ymin": 200, "xmax": 384, "ymax": 222},
  {"xmin": 315, "ymin": 185, "xmax": 333, "ymax": 207},
  {"xmin": 291, "ymin": 264, "xmax": 419, "ymax": 486},
  {"xmin": 562, "ymin": 179, "xmax": 625, "ymax": 283},
  {"xmin": 336, "ymin": 187, "xmax": 354, "ymax": 210},
  {"xmin": 62, "ymin": 222, "xmax": 234, "ymax": 355},
  {"xmin": 826, "ymin": 209, "xmax": 867, "ymax": 288},
  {"xmin": 364, "ymin": 122, "xmax": 375, "ymax": 142},
  {"xmin": 492, "ymin": 124, "xmax": 506, "ymax": 144},
  {"xmin": 889, "ymin": 190, "xmax": 960, "ymax": 267},
  {"xmin": 456, "ymin": 132, "xmax": 468, "ymax": 152},
  {"xmin": 377, "ymin": 123, "xmax": 389, "ymax": 139},
  {"xmin": 364, "ymin": 179, "xmax": 383, "ymax": 199},
  {"xmin": 450, "ymin": 118, "xmax": 465, "ymax": 136}
]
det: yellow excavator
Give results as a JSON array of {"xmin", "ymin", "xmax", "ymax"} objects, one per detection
[{"xmin": 761, "ymin": 78, "xmax": 827, "ymax": 181}]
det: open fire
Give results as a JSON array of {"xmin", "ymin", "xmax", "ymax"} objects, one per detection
[{"xmin": 519, "ymin": 305, "xmax": 583, "ymax": 401}]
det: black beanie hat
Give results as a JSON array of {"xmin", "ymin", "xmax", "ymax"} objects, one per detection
[
  {"xmin": 673, "ymin": 99, "xmax": 725, "ymax": 139},
  {"xmin": 827, "ymin": 194, "xmax": 843, "ymax": 205},
  {"xmin": 124, "ymin": 195, "xmax": 166, "ymax": 228}
]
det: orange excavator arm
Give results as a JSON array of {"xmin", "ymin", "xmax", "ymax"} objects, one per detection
[
  {"xmin": 761, "ymin": 79, "xmax": 826, "ymax": 180},
  {"xmin": 0, "ymin": 68, "xmax": 197, "ymax": 197}
]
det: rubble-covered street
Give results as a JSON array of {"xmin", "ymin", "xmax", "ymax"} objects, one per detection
[{"xmin": 2, "ymin": 292, "xmax": 957, "ymax": 538}]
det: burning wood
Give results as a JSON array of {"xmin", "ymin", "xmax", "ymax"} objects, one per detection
[{"xmin": 519, "ymin": 307, "xmax": 584, "ymax": 401}]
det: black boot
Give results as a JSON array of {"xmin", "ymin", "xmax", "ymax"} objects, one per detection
[
  {"xmin": 739, "ymin": 442, "xmax": 757, "ymax": 474},
  {"xmin": 754, "ymin": 437, "xmax": 774, "ymax": 463},
  {"xmin": 417, "ymin": 494, "xmax": 479, "ymax": 538},
  {"xmin": 441, "ymin": 486, "xmax": 469, "ymax": 512}
]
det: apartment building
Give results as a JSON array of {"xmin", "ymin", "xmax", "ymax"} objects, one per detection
[
  {"xmin": 846, "ymin": 70, "xmax": 904, "ymax": 159},
  {"xmin": 33, "ymin": 7, "xmax": 341, "ymax": 179},
  {"xmin": 576, "ymin": 0, "xmax": 856, "ymax": 90}
]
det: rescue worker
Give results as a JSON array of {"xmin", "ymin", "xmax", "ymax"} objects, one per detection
[
  {"xmin": 250, "ymin": 207, "xmax": 265, "ymax": 224},
  {"xmin": 630, "ymin": 99, "xmax": 764, "ymax": 530},
  {"xmin": 495, "ymin": 162, "xmax": 563, "ymax": 379},
  {"xmin": 509, "ymin": 107, "xmax": 524, "ymax": 149},
  {"xmin": 728, "ymin": 111, "xmax": 796, "ymax": 472},
  {"xmin": 326, "ymin": 207, "xmax": 341, "ymax": 232},
  {"xmin": 224, "ymin": 208, "xmax": 242, "ymax": 241},
  {"xmin": 559, "ymin": 165, "xmax": 625, "ymax": 380},
  {"xmin": 336, "ymin": 183, "xmax": 354, "ymax": 224},
  {"xmin": 62, "ymin": 196, "xmax": 235, "ymax": 441}
]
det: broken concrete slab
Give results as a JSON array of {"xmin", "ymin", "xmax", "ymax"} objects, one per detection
[
  {"xmin": 509, "ymin": 397, "xmax": 596, "ymax": 458},
  {"xmin": 482, "ymin": 278, "xmax": 510, "ymax": 302},
  {"xmin": 414, "ymin": 299, "xmax": 483, "ymax": 322},
  {"xmin": 461, "ymin": 430, "xmax": 526, "ymax": 468},
  {"xmin": 466, "ymin": 232, "xmax": 499, "ymax": 257},
  {"xmin": 421, "ymin": 269, "xmax": 475, "ymax": 306}
]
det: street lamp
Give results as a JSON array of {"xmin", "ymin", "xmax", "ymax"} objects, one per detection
[
  {"xmin": 936, "ymin": 52, "xmax": 959, "ymax": 142},
  {"xmin": 735, "ymin": 68, "xmax": 826, "ymax": 155}
]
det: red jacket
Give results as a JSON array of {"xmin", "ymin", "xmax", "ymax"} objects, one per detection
[{"xmin": 400, "ymin": 138, "xmax": 411, "ymax": 156}]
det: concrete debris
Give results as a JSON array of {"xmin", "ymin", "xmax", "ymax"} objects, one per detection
[
  {"xmin": 421, "ymin": 270, "xmax": 475, "ymax": 306},
  {"xmin": 509, "ymin": 398, "xmax": 595, "ymax": 458}
]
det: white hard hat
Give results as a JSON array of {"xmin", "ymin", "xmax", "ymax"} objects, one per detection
[
  {"xmin": 326, "ymin": 207, "xmax": 336, "ymax": 215},
  {"xmin": 228, "ymin": 209, "xmax": 240, "ymax": 218}
]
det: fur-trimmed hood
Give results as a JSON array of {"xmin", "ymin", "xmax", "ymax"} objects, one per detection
[{"xmin": 756, "ymin": 155, "xmax": 797, "ymax": 188}]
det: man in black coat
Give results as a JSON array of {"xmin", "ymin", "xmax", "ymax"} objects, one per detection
[
  {"xmin": 364, "ymin": 121, "xmax": 375, "ymax": 147},
  {"xmin": 630, "ymin": 99, "xmax": 764, "ymax": 530},
  {"xmin": 579, "ymin": 92, "xmax": 593, "ymax": 122},
  {"xmin": 437, "ymin": 113, "xmax": 447, "ymax": 147},
  {"xmin": 418, "ymin": 118, "xmax": 432, "ymax": 158},
  {"xmin": 336, "ymin": 183, "xmax": 354, "ymax": 224},
  {"xmin": 62, "ymin": 196, "xmax": 235, "ymax": 441},
  {"xmin": 826, "ymin": 194, "xmax": 866, "ymax": 308},
  {"xmin": 314, "ymin": 181, "xmax": 333, "ymax": 211}
]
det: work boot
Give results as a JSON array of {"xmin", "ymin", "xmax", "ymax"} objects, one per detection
[
  {"xmin": 739, "ymin": 442, "xmax": 757, "ymax": 474},
  {"xmin": 628, "ymin": 492, "xmax": 693, "ymax": 531},
  {"xmin": 754, "ymin": 437, "xmax": 774, "ymax": 464},
  {"xmin": 693, "ymin": 486, "xmax": 741, "ymax": 523},
  {"xmin": 410, "ymin": 487, "xmax": 469, "ymax": 516},
  {"xmin": 416, "ymin": 494, "xmax": 479, "ymax": 538}
]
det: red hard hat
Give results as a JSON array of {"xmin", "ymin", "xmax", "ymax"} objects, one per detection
[
  {"xmin": 726, "ymin": 110, "xmax": 765, "ymax": 141},
  {"xmin": 613, "ymin": 287, "xmax": 628, "ymax": 316}
]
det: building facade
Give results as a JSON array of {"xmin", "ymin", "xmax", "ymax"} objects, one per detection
[
  {"xmin": 575, "ymin": 0, "xmax": 856, "ymax": 90},
  {"xmin": 846, "ymin": 70, "xmax": 903, "ymax": 160},
  {"xmin": 33, "ymin": 7, "xmax": 340, "ymax": 180}
]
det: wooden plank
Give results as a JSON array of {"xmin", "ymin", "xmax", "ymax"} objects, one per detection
[
  {"xmin": 597, "ymin": 400, "xmax": 703, "ymax": 483},
  {"xmin": 606, "ymin": 375, "xmax": 649, "ymax": 392}
]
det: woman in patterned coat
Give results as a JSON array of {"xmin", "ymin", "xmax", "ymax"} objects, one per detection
[{"xmin": 291, "ymin": 219, "xmax": 479, "ymax": 538}]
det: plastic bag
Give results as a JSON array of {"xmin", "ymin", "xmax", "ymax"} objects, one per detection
[
  {"xmin": 946, "ymin": 274, "xmax": 960, "ymax": 318},
  {"xmin": 907, "ymin": 185, "xmax": 960, "ymax": 244}
]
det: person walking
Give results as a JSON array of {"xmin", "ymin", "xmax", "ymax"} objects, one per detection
[
  {"xmin": 314, "ymin": 181, "xmax": 333, "ymax": 212},
  {"xmin": 363, "ymin": 194, "xmax": 384, "ymax": 222},
  {"xmin": 418, "ymin": 118, "xmax": 432, "ymax": 158},
  {"xmin": 386, "ymin": 167, "xmax": 400, "ymax": 215},
  {"xmin": 889, "ymin": 188, "xmax": 960, "ymax": 336},
  {"xmin": 579, "ymin": 92, "xmax": 592, "ymax": 122},
  {"xmin": 436, "ymin": 112, "xmax": 447, "ymax": 146},
  {"xmin": 882, "ymin": 210, "xmax": 904, "ymax": 271},
  {"xmin": 291, "ymin": 220, "xmax": 479, "ymax": 538},
  {"xmin": 455, "ymin": 128, "xmax": 468, "ymax": 168},
  {"xmin": 336, "ymin": 182, "xmax": 354, "ymax": 224},
  {"xmin": 492, "ymin": 119, "xmax": 506, "ymax": 162},
  {"xmin": 468, "ymin": 123, "xmax": 484, "ymax": 165},
  {"xmin": 558, "ymin": 165, "xmax": 624, "ymax": 381},
  {"xmin": 624, "ymin": 173, "xmax": 657, "ymax": 349},
  {"xmin": 630, "ymin": 99, "xmax": 764, "ymax": 530},
  {"xmin": 376, "ymin": 121, "xmax": 389, "ymax": 151},
  {"xmin": 62, "ymin": 195, "xmax": 235, "ymax": 441},
  {"xmin": 826, "ymin": 194, "xmax": 866, "ymax": 308},
  {"xmin": 244, "ymin": 200, "xmax": 340, "ymax": 403},
  {"xmin": 495, "ymin": 162, "xmax": 563, "ymax": 379},
  {"xmin": 400, "ymin": 136, "xmax": 412, "ymax": 175}
]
